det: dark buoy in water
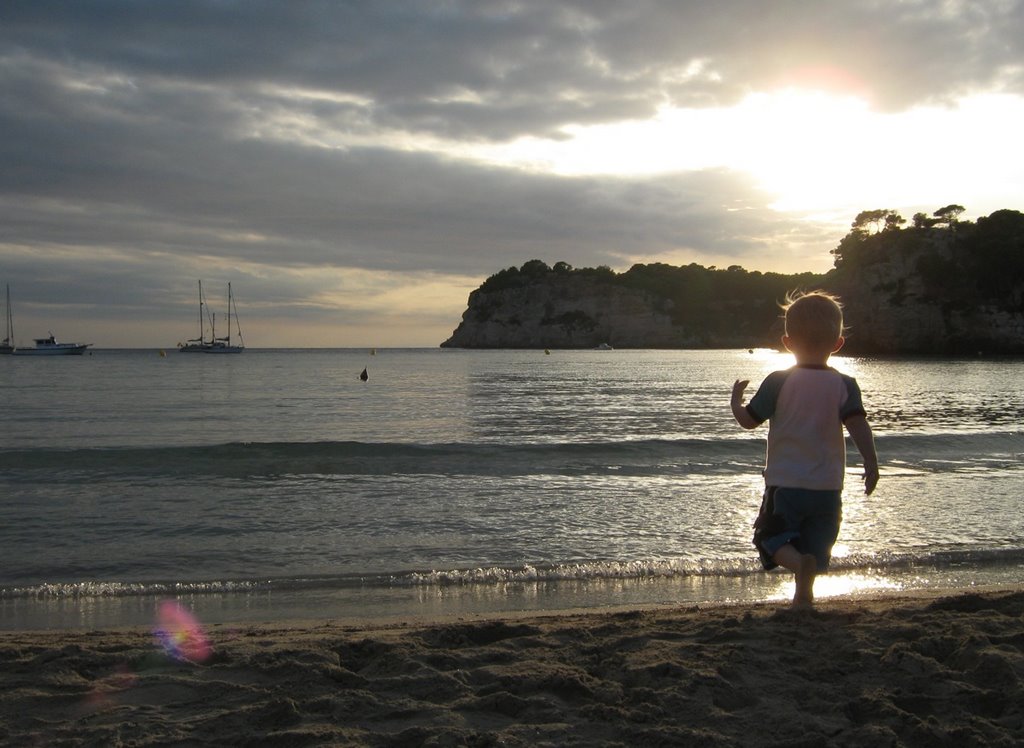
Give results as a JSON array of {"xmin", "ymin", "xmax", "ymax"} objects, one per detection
[{"xmin": 360, "ymin": 367, "xmax": 368, "ymax": 382}]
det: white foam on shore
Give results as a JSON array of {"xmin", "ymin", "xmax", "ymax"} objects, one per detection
[{"xmin": 4, "ymin": 561, "xmax": 1020, "ymax": 631}]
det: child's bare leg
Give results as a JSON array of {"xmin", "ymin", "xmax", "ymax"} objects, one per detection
[
  {"xmin": 772, "ymin": 543, "xmax": 818, "ymax": 607},
  {"xmin": 794, "ymin": 554, "xmax": 818, "ymax": 607}
]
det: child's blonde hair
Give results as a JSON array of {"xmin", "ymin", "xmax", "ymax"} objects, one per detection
[{"xmin": 782, "ymin": 290, "xmax": 845, "ymax": 350}]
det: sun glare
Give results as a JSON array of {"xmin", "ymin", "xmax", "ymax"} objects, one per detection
[
  {"xmin": 470, "ymin": 88, "xmax": 890, "ymax": 212},
  {"xmin": 472, "ymin": 91, "xmax": 1024, "ymax": 219},
  {"xmin": 768, "ymin": 572, "xmax": 902, "ymax": 603},
  {"xmin": 722, "ymin": 91, "xmax": 882, "ymax": 210}
]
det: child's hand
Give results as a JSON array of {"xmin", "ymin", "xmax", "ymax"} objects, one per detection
[
  {"xmin": 730, "ymin": 379, "xmax": 757, "ymax": 429},
  {"xmin": 862, "ymin": 464, "xmax": 879, "ymax": 495}
]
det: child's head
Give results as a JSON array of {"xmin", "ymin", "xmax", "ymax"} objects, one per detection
[{"xmin": 781, "ymin": 290, "xmax": 845, "ymax": 355}]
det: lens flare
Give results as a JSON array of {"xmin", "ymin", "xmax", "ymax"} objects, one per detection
[{"xmin": 152, "ymin": 600, "xmax": 212, "ymax": 663}]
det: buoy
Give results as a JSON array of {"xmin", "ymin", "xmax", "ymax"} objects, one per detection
[
  {"xmin": 360, "ymin": 367, "xmax": 368, "ymax": 381},
  {"xmin": 159, "ymin": 349, "xmax": 167, "ymax": 358},
  {"xmin": 544, "ymin": 348, "xmax": 550, "ymax": 355}
]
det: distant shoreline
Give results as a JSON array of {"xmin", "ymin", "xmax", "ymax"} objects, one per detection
[{"xmin": 6, "ymin": 346, "xmax": 1024, "ymax": 356}]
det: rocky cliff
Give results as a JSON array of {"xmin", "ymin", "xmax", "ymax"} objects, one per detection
[
  {"xmin": 441, "ymin": 273, "xmax": 688, "ymax": 349},
  {"xmin": 442, "ymin": 210, "xmax": 1024, "ymax": 353},
  {"xmin": 830, "ymin": 210, "xmax": 1024, "ymax": 354},
  {"xmin": 441, "ymin": 262, "xmax": 798, "ymax": 350},
  {"xmin": 831, "ymin": 254, "xmax": 1024, "ymax": 354}
]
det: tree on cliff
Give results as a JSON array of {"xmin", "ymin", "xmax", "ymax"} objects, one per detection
[
  {"xmin": 934, "ymin": 204, "xmax": 965, "ymax": 227},
  {"xmin": 833, "ymin": 209, "xmax": 908, "ymax": 268},
  {"xmin": 831, "ymin": 206, "xmax": 979, "ymax": 269},
  {"xmin": 913, "ymin": 205, "xmax": 966, "ymax": 229},
  {"xmin": 520, "ymin": 259, "xmax": 551, "ymax": 277},
  {"xmin": 851, "ymin": 209, "xmax": 905, "ymax": 235},
  {"xmin": 480, "ymin": 260, "xmax": 555, "ymax": 292}
]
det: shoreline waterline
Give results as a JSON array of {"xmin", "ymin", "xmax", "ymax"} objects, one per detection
[{"xmin": 4, "ymin": 560, "xmax": 1021, "ymax": 632}]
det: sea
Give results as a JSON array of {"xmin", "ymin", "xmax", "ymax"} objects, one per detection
[{"xmin": 1, "ymin": 348, "xmax": 1022, "ymax": 631}]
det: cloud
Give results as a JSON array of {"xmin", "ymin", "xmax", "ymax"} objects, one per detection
[
  {"xmin": 0, "ymin": 48, "xmax": 806, "ymax": 272},
  {"xmin": 0, "ymin": 1, "xmax": 1021, "ymax": 345},
  {"xmin": 6, "ymin": 1, "xmax": 1022, "ymax": 138}
]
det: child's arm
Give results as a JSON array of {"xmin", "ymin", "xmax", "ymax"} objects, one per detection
[
  {"xmin": 731, "ymin": 379, "xmax": 759, "ymax": 430},
  {"xmin": 845, "ymin": 414, "xmax": 879, "ymax": 495}
]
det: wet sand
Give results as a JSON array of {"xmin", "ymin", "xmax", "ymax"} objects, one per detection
[{"xmin": 1, "ymin": 588, "xmax": 1022, "ymax": 746}]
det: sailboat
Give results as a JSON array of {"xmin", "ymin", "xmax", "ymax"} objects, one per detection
[
  {"xmin": 1, "ymin": 284, "xmax": 13, "ymax": 354},
  {"xmin": 178, "ymin": 281, "xmax": 245, "ymax": 353}
]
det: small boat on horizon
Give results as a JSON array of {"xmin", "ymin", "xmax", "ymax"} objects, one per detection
[
  {"xmin": 12, "ymin": 333, "xmax": 92, "ymax": 356},
  {"xmin": 178, "ymin": 280, "xmax": 245, "ymax": 354}
]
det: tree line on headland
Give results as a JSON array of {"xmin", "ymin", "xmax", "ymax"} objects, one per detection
[{"xmin": 442, "ymin": 207, "xmax": 1024, "ymax": 353}]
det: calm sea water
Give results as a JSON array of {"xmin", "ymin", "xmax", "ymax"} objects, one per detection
[{"xmin": 1, "ymin": 348, "xmax": 1022, "ymax": 630}]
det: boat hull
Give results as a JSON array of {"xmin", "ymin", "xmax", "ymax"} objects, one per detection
[
  {"xmin": 178, "ymin": 344, "xmax": 244, "ymax": 353},
  {"xmin": 12, "ymin": 344, "xmax": 91, "ymax": 356}
]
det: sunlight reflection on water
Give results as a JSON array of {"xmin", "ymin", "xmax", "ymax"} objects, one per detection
[{"xmin": 766, "ymin": 572, "xmax": 903, "ymax": 603}]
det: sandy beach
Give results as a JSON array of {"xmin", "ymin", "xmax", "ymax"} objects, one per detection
[{"xmin": 0, "ymin": 588, "xmax": 1021, "ymax": 747}]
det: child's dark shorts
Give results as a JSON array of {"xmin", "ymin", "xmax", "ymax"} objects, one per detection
[{"xmin": 753, "ymin": 486, "xmax": 842, "ymax": 571}]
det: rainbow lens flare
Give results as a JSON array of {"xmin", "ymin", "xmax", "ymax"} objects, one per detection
[{"xmin": 152, "ymin": 600, "xmax": 212, "ymax": 663}]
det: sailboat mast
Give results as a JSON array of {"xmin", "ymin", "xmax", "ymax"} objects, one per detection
[
  {"xmin": 197, "ymin": 280, "xmax": 205, "ymax": 344},
  {"xmin": 229, "ymin": 284, "xmax": 243, "ymax": 348},
  {"xmin": 4, "ymin": 284, "xmax": 12, "ymax": 344},
  {"xmin": 227, "ymin": 282, "xmax": 232, "ymax": 347}
]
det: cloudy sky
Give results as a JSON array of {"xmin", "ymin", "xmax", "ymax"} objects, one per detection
[{"xmin": 2, "ymin": 1, "xmax": 1022, "ymax": 347}]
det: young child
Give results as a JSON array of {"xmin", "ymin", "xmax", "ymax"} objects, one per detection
[{"xmin": 731, "ymin": 290, "xmax": 879, "ymax": 607}]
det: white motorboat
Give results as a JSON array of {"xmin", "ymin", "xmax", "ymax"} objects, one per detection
[{"xmin": 12, "ymin": 333, "xmax": 91, "ymax": 356}]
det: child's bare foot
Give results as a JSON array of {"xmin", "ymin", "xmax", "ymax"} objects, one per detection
[{"xmin": 793, "ymin": 554, "xmax": 817, "ymax": 608}]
